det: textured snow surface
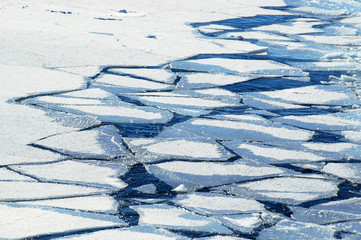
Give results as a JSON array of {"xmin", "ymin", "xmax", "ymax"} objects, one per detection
[{"xmin": 2, "ymin": 0, "xmax": 361, "ymax": 239}]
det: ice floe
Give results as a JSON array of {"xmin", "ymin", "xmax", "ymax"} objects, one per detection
[
  {"xmin": 10, "ymin": 160, "xmax": 128, "ymax": 189},
  {"xmin": 108, "ymin": 68, "xmax": 176, "ymax": 83},
  {"xmin": 0, "ymin": 181, "xmax": 111, "ymax": 201},
  {"xmin": 171, "ymin": 58, "xmax": 305, "ymax": 77},
  {"xmin": 126, "ymin": 138, "xmax": 234, "ymax": 162},
  {"xmin": 0, "ymin": 203, "xmax": 125, "ymax": 239},
  {"xmin": 146, "ymin": 160, "xmax": 289, "ymax": 190},
  {"xmin": 17, "ymin": 195, "xmax": 119, "ymax": 214},
  {"xmin": 94, "ymin": 74, "xmax": 174, "ymax": 93},
  {"xmin": 322, "ymin": 163, "xmax": 361, "ymax": 183},
  {"xmin": 59, "ymin": 226, "xmax": 188, "ymax": 240},
  {"xmin": 176, "ymin": 73, "xmax": 256, "ymax": 89},
  {"xmin": 131, "ymin": 204, "xmax": 232, "ymax": 234},
  {"xmin": 172, "ymin": 192, "xmax": 265, "ymax": 215},
  {"xmin": 161, "ymin": 118, "xmax": 314, "ymax": 141},
  {"xmin": 34, "ymin": 125, "xmax": 132, "ymax": 159},
  {"xmin": 257, "ymin": 219, "xmax": 336, "ymax": 240},
  {"xmin": 214, "ymin": 176, "xmax": 341, "ymax": 205},
  {"xmin": 274, "ymin": 110, "xmax": 361, "ymax": 131},
  {"xmin": 223, "ymin": 141, "xmax": 326, "ymax": 164}
]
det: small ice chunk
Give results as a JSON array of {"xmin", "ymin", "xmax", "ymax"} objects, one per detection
[
  {"xmin": 172, "ymin": 192, "xmax": 265, "ymax": 215},
  {"xmin": 171, "ymin": 58, "xmax": 305, "ymax": 76},
  {"xmin": 0, "ymin": 203, "xmax": 125, "ymax": 239},
  {"xmin": 322, "ymin": 163, "xmax": 361, "ymax": 183},
  {"xmin": 108, "ymin": 68, "xmax": 176, "ymax": 83},
  {"xmin": 215, "ymin": 177, "xmax": 341, "ymax": 205},
  {"xmin": 19, "ymin": 195, "xmax": 119, "ymax": 213},
  {"xmin": 215, "ymin": 213, "xmax": 272, "ymax": 233},
  {"xmin": 130, "ymin": 138, "xmax": 234, "ymax": 162},
  {"xmin": 131, "ymin": 204, "xmax": 232, "ymax": 234},
  {"xmin": 258, "ymin": 219, "xmax": 336, "ymax": 240},
  {"xmin": 58, "ymin": 226, "xmax": 188, "ymax": 240},
  {"xmin": 147, "ymin": 160, "xmax": 289, "ymax": 189},
  {"xmin": 173, "ymin": 184, "xmax": 188, "ymax": 193},
  {"xmin": 10, "ymin": 160, "xmax": 128, "ymax": 189},
  {"xmin": 135, "ymin": 184, "xmax": 157, "ymax": 194},
  {"xmin": 34, "ymin": 125, "xmax": 132, "ymax": 159},
  {"xmin": 223, "ymin": 141, "xmax": 326, "ymax": 164},
  {"xmin": 0, "ymin": 181, "xmax": 111, "ymax": 201}
]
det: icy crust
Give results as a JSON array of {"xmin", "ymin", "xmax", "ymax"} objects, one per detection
[
  {"xmin": 125, "ymin": 138, "xmax": 234, "ymax": 162},
  {"xmin": 58, "ymin": 226, "xmax": 189, "ymax": 240},
  {"xmin": 34, "ymin": 125, "xmax": 132, "ymax": 159},
  {"xmin": 146, "ymin": 160, "xmax": 290, "ymax": 190},
  {"xmin": 131, "ymin": 204, "xmax": 232, "ymax": 234},
  {"xmin": 0, "ymin": 203, "xmax": 126, "ymax": 239},
  {"xmin": 214, "ymin": 177, "xmax": 341, "ymax": 205}
]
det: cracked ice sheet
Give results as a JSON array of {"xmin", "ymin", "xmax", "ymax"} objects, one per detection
[
  {"xmin": 0, "ymin": 203, "xmax": 126, "ymax": 240},
  {"xmin": 0, "ymin": 181, "xmax": 111, "ymax": 201},
  {"xmin": 176, "ymin": 73, "xmax": 257, "ymax": 89},
  {"xmin": 10, "ymin": 160, "xmax": 128, "ymax": 189},
  {"xmin": 172, "ymin": 192, "xmax": 265, "ymax": 215},
  {"xmin": 223, "ymin": 141, "xmax": 326, "ymax": 164},
  {"xmin": 15, "ymin": 195, "xmax": 119, "ymax": 214},
  {"xmin": 93, "ymin": 74, "xmax": 174, "ymax": 93},
  {"xmin": 170, "ymin": 58, "xmax": 306, "ymax": 77},
  {"xmin": 0, "ymin": 168, "xmax": 35, "ymax": 181},
  {"xmin": 125, "ymin": 138, "xmax": 234, "ymax": 162},
  {"xmin": 245, "ymin": 85, "xmax": 361, "ymax": 106},
  {"xmin": 287, "ymin": 61, "xmax": 361, "ymax": 71},
  {"xmin": 131, "ymin": 204, "xmax": 232, "ymax": 234},
  {"xmin": 257, "ymin": 219, "xmax": 336, "ymax": 240},
  {"xmin": 0, "ymin": 104, "xmax": 100, "ymax": 165},
  {"xmin": 0, "ymin": 64, "xmax": 85, "ymax": 100},
  {"xmin": 146, "ymin": 160, "xmax": 291, "ymax": 190},
  {"xmin": 159, "ymin": 118, "xmax": 314, "ymax": 142},
  {"xmin": 108, "ymin": 68, "xmax": 176, "ymax": 84},
  {"xmin": 274, "ymin": 109, "xmax": 361, "ymax": 131},
  {"xmin": 58, "ymin": 226, "xmax": 188, "ymax": 240},
  {"xmin": 34, "ymin": 125, "xmax": 132, "ymax": 159},
  {"xmin": 214, "ymin": 177, "xmax": 341, "ymax": 205}
]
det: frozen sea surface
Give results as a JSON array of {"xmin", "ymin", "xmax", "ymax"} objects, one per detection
[{"xmin": 1, "ymin": 0, "xmax": 361, "ymax": 239}]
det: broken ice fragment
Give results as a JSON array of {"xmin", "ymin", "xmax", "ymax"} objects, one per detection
[
  {"xmin": 147, "ymin": 160, "xmax": 289, "ymax": 190},
  {"xmin": 322, "ymin": 163, "xmax": 361, "ymax": 183},
  {"xmin": 131, "ymin": 204, "xmax": 232, "ymax": 234},
  {"xmin": 10, "ymin": 160, "xmax": 128, "ymax": 189},
  {"xmin": 0, "ymin": 203, "xmax": 125, "ymax": 239},
  {"xmin": 172, "ymin": 192, "xmax": 265, "ymax": 215},
  {"xmin": 214, "ymin": 176, "xmax": 341, "ymax": 205}
]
